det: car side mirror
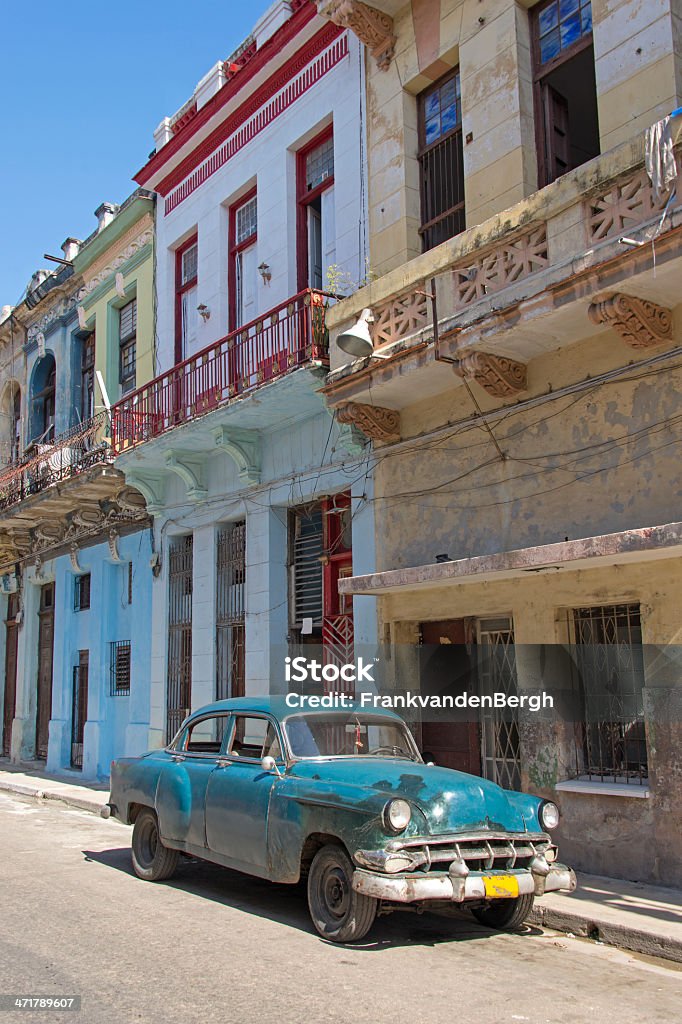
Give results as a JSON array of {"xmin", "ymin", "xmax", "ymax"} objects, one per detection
[{"xmin": 261, "ymin": 755, "xmax": 283, "ymax": 777}]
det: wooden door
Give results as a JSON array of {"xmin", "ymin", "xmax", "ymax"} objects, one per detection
[
  {"xmin": 2, "ymin": 594, "xmax": 19, "ymax": 757},
  {"xmin": 419, "ymin": 619, "xmax": 481, "ymax": 775},
  {"xmin": 36, "ymin": 583, "xmax": 55, "ymax": 760},
  {"xmin": 541, "ymin": 81, "xmax": 570, "ymax": 184}
]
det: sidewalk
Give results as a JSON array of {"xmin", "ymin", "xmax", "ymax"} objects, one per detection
[{"xmin": 2, "ymin": 763, "xmax": 682, "ymax": 963}]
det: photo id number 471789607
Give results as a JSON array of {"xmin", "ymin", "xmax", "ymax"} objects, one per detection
[{"xmin": 0, "ymin": 996, "xmax": 81, "ymax": 1011}]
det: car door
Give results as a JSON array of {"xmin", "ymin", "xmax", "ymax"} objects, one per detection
[
  {"xmin": 156, "ymin": 712, "xmax": 231, "ymax": 848},
  {"xmin": 204, "ymin": 713, "xmax": 284, "ymax": 874}
]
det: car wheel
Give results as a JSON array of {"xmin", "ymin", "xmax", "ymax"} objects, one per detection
[
  {"xmin": 131, "ymin": 809, "xmax": 179, "ymax": 882},
  {"xmin": 471, "ymin": 893, "xmax": 535, "ymax": 930},
  {"xmin": 307, "ymin": 844, "xmax": 377, "ymax": 943}
]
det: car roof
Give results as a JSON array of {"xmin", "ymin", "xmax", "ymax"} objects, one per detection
[{"xmin": 188, "ymin": 695, "xmax": 403, "ymax": 722}]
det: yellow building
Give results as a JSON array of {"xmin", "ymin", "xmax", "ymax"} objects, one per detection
[{"xmin": 318, "ymin": 0, "xmax": 682, "ymax": 885}]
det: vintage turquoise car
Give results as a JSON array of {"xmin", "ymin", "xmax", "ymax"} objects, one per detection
[{"xmin": 107, "ymin": 696, "xmax": 576, "ymax": 942}]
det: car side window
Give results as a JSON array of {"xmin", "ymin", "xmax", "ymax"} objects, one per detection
[
  {"xmin": 180, "ymin": 715, "xmax": 230, "ymax": 755},
  {"xmin": 227, "ymin": 716, "xmax": 282, "ymax": 760}
]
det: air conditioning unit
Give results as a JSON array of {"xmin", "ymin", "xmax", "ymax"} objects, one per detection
[{"xmin": 1, "ymin": 572, "xmax": 18, "ymax": 595}]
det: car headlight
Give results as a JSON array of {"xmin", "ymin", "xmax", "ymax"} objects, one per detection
[
  {"xmin": 382, "ymin": 798, "xmax": 411, "ymax": 834},
  {"xmin": 539, "ymin": 800, "xmax": 560, "ymax": 830}
]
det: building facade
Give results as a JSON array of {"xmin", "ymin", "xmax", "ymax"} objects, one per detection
[
  {"xmin": 321, "ymin": 0, "xmax": 682, "ymax": 886},
  {"xmin": 0, "ymin": 192, "xmax": 155, "ymax": 777},
  {"xmin": 110, "ymin": 0, "xmax": 377, "ymax": 749}
]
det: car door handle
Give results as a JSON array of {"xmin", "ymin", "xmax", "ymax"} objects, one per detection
[
  {"xmin": 171, "ymin": 754, "xmax": 185, "ymax": 763},
  {"xmin": 215, "ymin": 758, "xmax": 231, "ymax": 769}
]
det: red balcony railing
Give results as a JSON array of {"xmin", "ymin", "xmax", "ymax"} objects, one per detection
[
  {"xmin": 0, "ymin": 411, "xmax": 111, "ymax": 512},
  {"xmin": 111, "ymin": 289, "xmax": 331, "ymax": 453}
]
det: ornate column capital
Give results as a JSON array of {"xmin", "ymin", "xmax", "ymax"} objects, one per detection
[
  {"xmin": 336, "ymin": 401, "xmax": 401, "ymax": 443},
  {"xmin": 452, "ymin": 351, "xmax": 527, "ymax": 398},
  {"xmin": 588, "ymin": 293, "xmax": 673, "ymax": 348},
  {"xmin": 316, "ymin": 1, "xmax": 396, "ymax": 70}
]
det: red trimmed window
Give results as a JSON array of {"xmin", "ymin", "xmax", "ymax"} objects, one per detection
[
  {"xmin": 175, "ymin": 236, "xmax": 198, "ymax": 363},
  {"xmin": 228, "ymin": 190, "xmax": 257, "ymax": 331},
  {"xmin": 297, "ymin": 127, "xmax": 335, "ymax": 291}
]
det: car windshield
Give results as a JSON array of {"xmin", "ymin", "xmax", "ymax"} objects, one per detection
[{"xmin": 284, "ymin": 713, "xmax": 420, "ymax": 760}]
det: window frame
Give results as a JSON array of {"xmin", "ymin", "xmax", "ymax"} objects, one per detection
[
  {"xmin": 531, "ymin": 0, "xmax": 595, "ymax": 188},
  {"xmin": 80, "ymin": 332, "xmax": 95, "ymax": 422},
  {"xmin": 174, "ymin": 234, "xmax": 198, "ymax": 364},
  {"xmin": 74, "ymin": 572, "xmax": 91, "ymax": 612},
  {"xmin": 175, "ymin": 713, "xmax": 234, "ymax": 758},
  {"xmin": 119, "ymin": 298, "xmax": 137, "ymax": 395},
  {"xmin": 417, "ymin": 68, "xmax": 465, "ymax": 252},
  {"xmin": 228, "ymin": 187, "xmax": 258, "ymax": 332},
  {"xmin": 109, "ymin": 640, "xmax": 131, "ymax": 697},
  {"xmin": 224, "ymin": 712, "xmax": 286, "ymax": 764},
  {"xmin": 296, "ymin": 125, "xmax": 335, "ymax": 292}
]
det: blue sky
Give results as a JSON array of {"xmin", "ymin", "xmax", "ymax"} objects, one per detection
[{"xmin": 0, "ymin": 1, "xmax": 270, "ymax": 306}]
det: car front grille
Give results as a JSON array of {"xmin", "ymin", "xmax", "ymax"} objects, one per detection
[{"xmin": 387, "ymin": 832, "xmax": 553, "ymax": 872}]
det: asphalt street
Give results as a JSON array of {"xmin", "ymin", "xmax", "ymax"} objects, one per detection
[{"xmin": 1, "ymin": 791, "xmax": 680, "ymax": 1024}]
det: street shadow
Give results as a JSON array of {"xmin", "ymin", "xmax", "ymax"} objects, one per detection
[
  {"xmin": 554, "ymin": 875, "xmax": 682, "ymax": 929},
  {"xmin": 82, "ymin": 846, "xmax": 542, "ymax": 949}
]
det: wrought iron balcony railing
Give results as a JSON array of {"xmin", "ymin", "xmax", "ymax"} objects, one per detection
[
  {"xmin": 111, "ymin": 288, "xmax": 331, "ymax": 454},
  {"xmin": 0, "ymin": 411, "xmax": 112, "ymax": 512}
]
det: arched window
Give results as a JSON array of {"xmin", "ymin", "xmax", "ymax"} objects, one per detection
[
  {"xmin": 29, "ymin": 354, "xmax": 57, "ymax": 443},
  {"xmin": 11, "ymin": 385, "xmax": 21, "ymax": 461}
]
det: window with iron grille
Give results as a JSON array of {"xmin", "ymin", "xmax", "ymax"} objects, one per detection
[
  {"xmin": 110, "ymin": 640, "xmax": 131, "ymax": 696},
  {"xmin": 569, "ymin": 604, "xmax": 647, "ymax": 785},
  {"xmin": 74, "ymin": 573, "xmax": 91, "ymax": 612},
  {"xmin": 216, "ymin": 522, "xmax": 246, "ymax": 703},
  {"xmin": 119, "ymin": 298, "xmax": 137, "ymax": 395},
  {"xmin": 418, "ymin": 70, "xmax": 465, "ymax": 252},
  {"xmin": 127, "ymin": 561, "xmax": 133, "ymax": 605},
  {"xmin": 81, "ymin": 332, "xmax": 95, "ymax": 421}
]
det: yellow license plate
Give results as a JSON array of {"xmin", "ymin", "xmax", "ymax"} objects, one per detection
[{"xmin": 482, "ymin": 874, "xmax": 520, "ymax": 899}]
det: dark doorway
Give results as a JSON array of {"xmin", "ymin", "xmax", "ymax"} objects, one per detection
[
  {"xmin": 532, "ymin": 0, "xmax": 599, "ymax": 187},
  {"xmin": 167, "ymin": 536, "xmax": 193, "ymax": 743},
  {"xmin": 36, "ymin": 582, "xmax": 55, "ymax": 759},
  {"xmin": 419, "ymin": 619, "xmax": 480, "ymax": 775},
  {"xmin": 71, "ymin": 650, "xmax": 89, "ymax": 770},
  {"xmin": 2, "ymin": 593, "xmax": 19, "ymax": 757}
]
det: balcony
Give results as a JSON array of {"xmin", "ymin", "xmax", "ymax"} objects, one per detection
[
  {"xmin": 323, "ymin": 135, "xmax": 682, "ymax": 424},
  {"xmin": 111, "ymin": 289, "xmax": 331, "ymax": 455},
  {"xmin": 0, "ymin": 412, "xmax": 112, "ymax": 513}
]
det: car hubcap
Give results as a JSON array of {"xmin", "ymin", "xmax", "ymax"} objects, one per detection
[
  {"xmin": 139, "ymin": 820, "xmax": 158, "ymax": 867},
  {"xmin": 323, "ymin": 865, "xmax": 350, "ymax": 920}
]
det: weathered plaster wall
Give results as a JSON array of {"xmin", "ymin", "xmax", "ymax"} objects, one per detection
[{"xmin": 366, "ymin": 0, "xmax": 682, "ymax": 277}]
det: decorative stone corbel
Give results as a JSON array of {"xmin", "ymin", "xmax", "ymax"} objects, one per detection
[
  {"xmin": 336, "ymin": 402, "xmax": 401, "ymax": 443},
  {"xmin": 587, "ymin": 293, "xmax": 673, "ymax": 349},
  {"xmin": 108, "ymin": 529, "xmax": 123, "ymax": 564},
  {"xmin": 316, "ymin": 1, "xmax": 396, "ymax": 70},
  {"xmin": 124, "ymin": 472, "xmax": 166, "ymax": 515},
  {"xmin": 213, "ymin": 426, "xmax": 261, "ymax": 484},
  {"xmin": 164, "ymin": 451, "xmax": 208, "ymax": 501},
  {"xmin": 69, "ymin": 544, "xmax": 83, "ymax": 574},
  {"xmin": 452, "ymin": 351, "xmax": 527, "ymax": 397}
]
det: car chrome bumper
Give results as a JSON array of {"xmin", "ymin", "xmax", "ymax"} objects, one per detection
[{"xmin": 352, "ymin": 864, "xmax": 577, "ymax": 904}]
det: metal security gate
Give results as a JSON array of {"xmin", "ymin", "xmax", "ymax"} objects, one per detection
[
  {"xmin": 71, "ymin": 651, "xmax": 89, "ymax": 770},
  {"xmin": 2, "ymin": 594, "xmax": 19, "ymax": 757},
  {"xmin": 478, "ymin": 617, "xmax": 521, "ymax": 790},
  {"xmin": 36, "ymin": 582, "xmax": 55, "ymax": 760},
  {"xmin": 216, "ymin": 522, "xmax": 245, "ymax": 701},
  {"xmin": 167, "ymin": 536, "xmax": 193, "ymax": 742}
]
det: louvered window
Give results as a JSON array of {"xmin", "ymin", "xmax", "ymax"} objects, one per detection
[
  {"xmin": 290, "ymin": 507, "xmax": 323, "ymax": 628},
  {"xmin": 119, "ymin": 298, "xmax": 137, "ymax": 395}
]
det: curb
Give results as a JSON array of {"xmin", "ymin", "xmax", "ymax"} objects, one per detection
[
  {"xmin": 0, "ymin": 779, "xmax": 108, "ymax": 817},
  {"xmin": 529, "ymin": 904, "xmax": 682, "ymax": 965}
]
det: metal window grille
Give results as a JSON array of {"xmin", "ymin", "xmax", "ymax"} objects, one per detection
[
  {"xmin": 74, "ymin": 573, "xmax": 91, "ymax": 612},
  {"xmin": 418, "ymin": 70, "xmax": 465, "ymax": 251},
  {"xmin": 290, "ymin": 506, "xmax": 323, "ymax": 628},
  {"xmin": 216, "ymin": 522, "xmax": 246, "ymax": 703},
  {"xmin": 570, "ymin": 604, "xmax": 647, "ymax": 784},
  {"xmin": 235, "ymin": 197, "xmax": 257, "ymax": 245},
  {"xmin": 110, "ymin": 641, "xmax": 131, "ymax": 696},
  {"xmin": 478, "ymin": 617, "xmax": 521, "ymax": 791},
  {"xmin": 305, "ymin": 136, "xmax": 334, "ymax": 191},
  {"xmin": 71, "ymin": 651, "xmax": 89, "ymax": 769},
  {"xmin": 167, "ymin": 536, "xmax": 193, "ymax": 741}
]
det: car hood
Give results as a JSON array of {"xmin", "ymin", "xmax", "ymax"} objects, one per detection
[{"xmin": 289, "ymin": 758, "xmax": 533, "ymax": 834}]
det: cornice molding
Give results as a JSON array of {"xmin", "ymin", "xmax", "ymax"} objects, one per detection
[
  {"xmin": 78, "ymin": 227, "xmax": 153, "ymax": 301},
  {"xmin": 81, "ymin": 213, "xmax": 153, "ymax": 286}
]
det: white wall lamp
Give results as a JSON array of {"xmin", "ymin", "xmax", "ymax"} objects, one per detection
[
  {"xmin": 258, "ymin": 262, "xmax": 272, "ymax": 284},
  {"xmin": 197, "ymin": 303, "xmax": 211, "ymax": 322}
]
